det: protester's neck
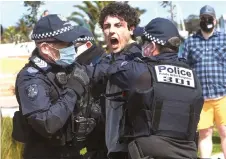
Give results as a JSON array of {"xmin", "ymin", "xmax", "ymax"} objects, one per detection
[{"xmin": 201, "ymin": 29, "xmax": 214, "ymax": 40}]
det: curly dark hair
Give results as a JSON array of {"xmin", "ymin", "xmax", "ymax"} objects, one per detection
[{"xmin": 99, "ymin": 2, "xmax": 140, "ymax": 29}]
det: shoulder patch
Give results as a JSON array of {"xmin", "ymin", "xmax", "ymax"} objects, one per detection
[
  {"xmin": 27, "ymin": 67, "xmax": 39, "ymax": 74},
  {"xmin": 25, "ymin": 84, "xmax": 39, "ymax": 100}
]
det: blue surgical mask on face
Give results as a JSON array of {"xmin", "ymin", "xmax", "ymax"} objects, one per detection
[{"xmin": 55, "ymin": 45, "xmax": 76, "ymax": 66}]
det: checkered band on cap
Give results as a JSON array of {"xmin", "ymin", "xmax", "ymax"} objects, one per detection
[
  {"xmin": 74, "ymin": 36, "xmax": 95, "ymax": 42},
  {"xmin": 31, "ymin": 25, "xmax": 74, "ymax": 40},
  {"xmin": 143, "ymin": 27, "xmax": 166, "ymax": 46}
]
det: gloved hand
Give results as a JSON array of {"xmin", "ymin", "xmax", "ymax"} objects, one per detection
[
  {"xmin": 66, "ymin": 63, "xmax": 90, "ymax": 98},
  {"xmin": 74, "ymin": 117, "xmax": 96, "ymax": 141}
]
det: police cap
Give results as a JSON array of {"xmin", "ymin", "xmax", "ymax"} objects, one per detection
[
  {"xmin": 31, "ymin": 14, "xmax": 79, "ymax": 42},
  {"xmin": 73, "ymin": 26, "xmax": 95, "ymax": 43},
  {"xmin": 133, "ymin": 18, "xmax": 180, "ymax": 46}
]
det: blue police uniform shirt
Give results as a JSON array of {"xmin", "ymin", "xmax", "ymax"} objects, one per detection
[{"xmin": 16, "ymin": 59, "xmax": 77, "ymax": 138}]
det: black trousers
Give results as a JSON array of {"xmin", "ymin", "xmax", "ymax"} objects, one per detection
[
  {"xmin": 83, "ymin": 150, "xmax": 108, "ymax": 159},
  {"xmin": 108, "ymin": 152, "xmax": 129, "ymax": 159},
  {"xmin": 23, "ymin": 144, "xmax": 82, "ymax": 159},
  {"xmin": 128, "ymin": 136, "xmax": 197, "ymax": 159}
]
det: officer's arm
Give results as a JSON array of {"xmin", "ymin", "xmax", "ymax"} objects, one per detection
[
  {"xmin": 85, "ymin": 61, "xmax": 110, "ymax": 83},
  {"xmin": 17, "ymin": 78, "xmax": 77, "ymax": 137},
  {"xmin": 82, "ymin": 54, "xmax": 110, "ymax": 83},
  {"xmin": 112, "ymin": 62, "xmax": 153, "ymax": 116}
]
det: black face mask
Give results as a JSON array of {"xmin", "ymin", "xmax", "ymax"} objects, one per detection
[{"xmin": 200, "ymin": 17, "xmax": 214, "ymax": 33}]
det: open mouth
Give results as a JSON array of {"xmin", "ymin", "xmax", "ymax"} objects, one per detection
[{"xmin": 110, "ymin": 38, "xmax": 119, "ymax": 47}]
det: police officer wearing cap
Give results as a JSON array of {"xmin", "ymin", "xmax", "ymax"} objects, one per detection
[
  {"xmin": 107, "ymin": 18, "xmax": 204, "ymax": 158},
  {"xmin": 12, "ymin": 14, "xmax": 90, "ymax": 159},
  {"xmin": 73, "ymin": 25, "xmax": 106, "ymax": 66},
  {"xmin": 72, "ymin": 25, "xmax": 108, "ymax": 159}
]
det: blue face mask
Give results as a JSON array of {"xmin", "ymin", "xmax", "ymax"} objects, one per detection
[{"xmin": 55, "ymin": 45, "xmax": 76, "ymax": 66}]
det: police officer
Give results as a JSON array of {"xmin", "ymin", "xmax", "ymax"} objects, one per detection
[
  {"xmin": 107, "ymin": 18, "xmax": 204, "ymax": 159},
  {"xmin": 72, "ymin": 25, "xmax": 108, "ymax": 159},
  {"xmin": 84, "ymin": 2, "xmax": 142, "ymax": 159},
  {"xmin": 12, "ymin": 14, "xmax": 90, "ymax": 159},
  {"xmin": 73, "ymin": 25, "xmax": 105, "ymax": 66}
]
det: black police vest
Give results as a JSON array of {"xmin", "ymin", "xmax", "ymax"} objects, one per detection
[
  {"xmin": 147, "ymin": 59, "xmax": 203, "ymax": 140},
  {"xmin": 119, "ymin": 58, "xmax": 203, "ymax": 143}
]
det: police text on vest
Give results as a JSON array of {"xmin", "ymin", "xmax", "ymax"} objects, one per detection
[{"xmin": 154, "ymin": 65, "xmax": 195, "ymax": 88}]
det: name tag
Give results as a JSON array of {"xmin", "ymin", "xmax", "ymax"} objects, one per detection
[{"xmin": 154, "ymin": 65, "xmax": 195, "ymax": 88}]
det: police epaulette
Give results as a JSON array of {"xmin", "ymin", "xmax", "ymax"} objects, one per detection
[{"xmin": 29, "ymin": 56, "xmax": 51, "ymax": 72}]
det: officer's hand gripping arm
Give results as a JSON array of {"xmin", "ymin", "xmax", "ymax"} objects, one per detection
[{"xmin": 65, "ymin": 65, "xmax": 90, "ymax": 98}]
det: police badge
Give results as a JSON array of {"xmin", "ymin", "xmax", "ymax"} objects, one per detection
[{"xmin": 25, "ymin": 84, "xmax": 39, "ymax": 100}]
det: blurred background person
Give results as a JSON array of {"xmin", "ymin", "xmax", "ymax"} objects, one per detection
[{"xmin": 180, "ymin": 5, "xmax": 226, "ymax": 158}]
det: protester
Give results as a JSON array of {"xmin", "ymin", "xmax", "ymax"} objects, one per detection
[{"xmin": 84, "ymin": 2, "xmax": 142, "ymax": 159}]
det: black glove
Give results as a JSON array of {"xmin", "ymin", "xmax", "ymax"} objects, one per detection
[{"xmin": 66, "ymin": 64, "xmax": 90, "ymax": 98}]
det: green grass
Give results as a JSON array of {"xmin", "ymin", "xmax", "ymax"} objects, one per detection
[
  {"xmin": 1, "ymin": 117, "xmax": 222, "ymax": 158},
  {"xmin": 1, "ymin": 117, "xmax": 24, "ymax": 159},
  {"xmin": 212, "ymin": 130, "xmax": 221, "ymax": 154},
  {"xmin": 197, "ymin": 130, "xmax": 221, "ymax": 157}
]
